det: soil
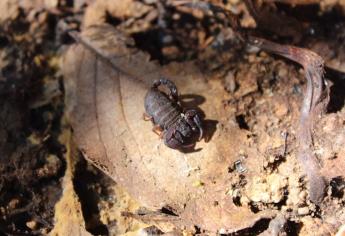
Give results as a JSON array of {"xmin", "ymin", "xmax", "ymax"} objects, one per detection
[
  {"xmin": 0, "ymin": 0, "xmax": 345, "ymax": 235},
  {"xmin": 0, "ymin": 3, "xmax": 66, "ymax": 234}
]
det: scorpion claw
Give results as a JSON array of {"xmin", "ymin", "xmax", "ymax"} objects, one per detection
[
  {"xmin": 198, "ymin": 127, "xmax": 203, "ymax": 141},
  {"xmin": 193, "ymin": 116, "xmax": 203, "ymax": 140},
  {"xmin": 184, "ymin": 109, "xmax": 203, "ymax": 141}
]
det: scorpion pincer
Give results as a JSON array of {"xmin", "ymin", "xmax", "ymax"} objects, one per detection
[{"xmin": 144, "ymin": 78, "xmax": 203, "ymax": 150}]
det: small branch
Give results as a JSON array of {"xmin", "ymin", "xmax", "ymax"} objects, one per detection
[{"xmin": 121, "ymin": 211, "xmax": 180, "ymax": 222}]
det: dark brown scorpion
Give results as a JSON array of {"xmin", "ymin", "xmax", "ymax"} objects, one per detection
[{"xmin": 144, "ymin": 78, "xmax": 203, "ymax": 150}]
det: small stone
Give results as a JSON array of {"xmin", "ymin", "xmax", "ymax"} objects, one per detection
[
  {"xmin": 268, "ymin": 174, "xmax": 288, "ymax": 203},
  {"xmin": 309, "ymin": 204, "xmax": 316, "ymax": 212},
  {"xmin": 235, "ymin": 70, "xmax": 258, "ymax": 97},
  {"xmin": 269, "ymin": 155, "xmax": 275, "ymax": 163},
  {"xmin": 41, "ymin": 228, "xmax": 49, "ymax": 234},
  {"xmin": 241, "ymin": 196, "xmax": 250, "ymax": 206},
  {"xmin": 26, "ymin": 220, "xmax": 37, "ymax": 230},
  {"xmin": 248, "ymin": 54, "xmax": 256, "ymax": 63},
  {"xmin": 322, "ymin": 115, "xmax": 337, "ymax": 133},
  {"xmin": 232, "ymin": 189, "xmax": 240, "ymax": 198},
  {"xmin": 8, "ymin": 198, "xmax": 19, "ymax": 209},
  {"xmin": 239, "ymin": 150, "xmax": 246, "ymax": 156},
  {"xmin": 137, "ymin": 226, "xmax": 163, "ymax": 236},
  {"xmin": 259, "ymin": 51, "xmax": 268, "ymax": 58},
  {"xmin": 162, "ymin": 46, "xmax": 179, "ymax": 58},
  {"xmin": 37, "ymin": 154, "xmax": 61, "ymax": 178},
  {"xmin": 172, "ymin": 13, "xmax": 180, "ymax": 20},
  {"xmin": 224, "ymin": 71, "xmax": 236, "ymax": 93},
  {"xmin": 297, "ymin": 207, "xmax": 310, "ymax": 216},
  {"xmin": 281, "ymin": 206, "xmax": 289, "ymax": 212},
  {"xmin": 278, "ymin": 67, "xmax": 288, "ymax": 78},
  {"xmin": 0, "ymin": 207, "xmax": 5, "ymax": 214},
  {"xmin": 299, "ymin": 191, "xmax": 307, "ymax": 201},
  {"xmin": 274, "ymin": 103, "xmax": 288, "ymax": 117}
]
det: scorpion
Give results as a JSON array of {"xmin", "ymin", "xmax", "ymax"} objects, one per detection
[{"xmin": 144, "ymin": 78, "xmax": 203, "ymax": 150}]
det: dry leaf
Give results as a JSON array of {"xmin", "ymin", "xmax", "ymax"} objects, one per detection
[{"xmin": 63, "ymin": 24, "xmax": 276, "ymax": 233}]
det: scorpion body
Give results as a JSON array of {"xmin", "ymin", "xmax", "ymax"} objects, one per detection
[{"xmin": 144, "ymin": 79, "xmax": 203, "ymax": 150}]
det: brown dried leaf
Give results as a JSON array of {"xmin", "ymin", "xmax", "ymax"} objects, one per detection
[{"xmin": 63, "ymin": 24, "xmax": 275, "ymax": 233}]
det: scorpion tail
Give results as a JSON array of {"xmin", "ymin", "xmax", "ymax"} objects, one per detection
[{"xmin": 152, "ymin": 78, "xmax": 179, "ymax": 102}]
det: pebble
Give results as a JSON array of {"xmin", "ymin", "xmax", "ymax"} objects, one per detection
[
  {"xmin": 224, "ymin": 71, "xmax": 236, "ymax": 93},
  {"xmin": 26, "ymin": 220, "xmax": 37, "ymax": 230},
  {"xmin": 8, "ymin": 198, "xmax": 19, "ymax": 209},
  {"xmin": 275, "ymin": 103, "xmax": 288, "ymax": 117},
  {"xmin": 299, "ymin": 190, "xmax": 307, "ymax": 201},
  {"xmin": 278, "ymin": 67, "xmax": 288, "ymax": 78},
  {"xmin": 297, "ymin": 207, "xmax": 310, "ymax": 216}
]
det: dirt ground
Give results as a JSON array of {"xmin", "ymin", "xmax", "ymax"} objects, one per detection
[{"xmin": 0, "ymin": 0, "xmax": 345, "ymax": 235}]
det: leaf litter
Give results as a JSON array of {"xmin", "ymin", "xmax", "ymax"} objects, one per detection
[
  {"xmin": 63, "ymin": 24, "xmax": 277, "ymax": 234},
  {"xmin": 1, "ymin": 0, "xmax": 345, "ymax": 235},
  {"xmin": 62, "ymin": 18, "xmax": 345, "ymax": 234}
]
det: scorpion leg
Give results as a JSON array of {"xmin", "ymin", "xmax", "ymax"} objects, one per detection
[
  {"xmin": 143, "ymin": 113, "xmax": 153, "ymax": 121},
  {"xmin": 152, "ymin": 78, "xmax": 179, "ymax": 102},
  {"xmin": 152, "ymin": 125, "xmax": 164, "ymax": 138},
  {"xmin": 185, "ymin": 110, "xmax": 203, "ymax": 140}
]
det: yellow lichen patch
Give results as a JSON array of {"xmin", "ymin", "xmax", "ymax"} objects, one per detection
[
  {"xmin": 99, "ymin": 185, "xmax": 149, "ymax": 235},
  {"xmin": 50, "ymin": 127, "xmax": 92, "ymax": 236}
]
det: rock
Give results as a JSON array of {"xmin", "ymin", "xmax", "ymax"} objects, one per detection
[
  {"xmin": 224, "ymin": 71, "xmax": 237, "ymax": 93},
  {"xmin": 26, "ymin": 220, "xmax": 37, "ymax": 230},
  {"xmin": 246, "ymin": 174, "xmax": 288, "ymax": 204},
  {"xmin": 8, "ymin": 198, "xmax": 20, "ymax": 210},
  {"xmin": 297, "ymin": 207, "xmax": 310, "ymax": 216},
  {"xmin": 235, "ymin": 67, "xmax": 258, "ymax": 97},
  {"xmin": 275, "ymin": 103, "xmax": 289, "ymax": 117}
]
